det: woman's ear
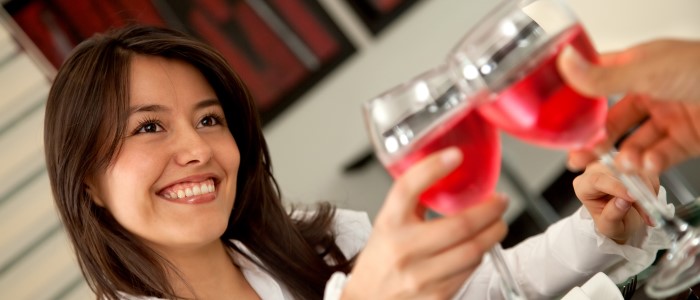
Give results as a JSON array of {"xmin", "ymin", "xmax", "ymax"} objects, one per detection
[{"xmin": 84, "ymin": 180, "xmax": 105, "ymax": 207}]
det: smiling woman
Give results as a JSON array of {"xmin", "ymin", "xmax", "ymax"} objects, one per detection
[{"xmin": 44, "ymin": 25, "xmax": 357, "ymax": 299}]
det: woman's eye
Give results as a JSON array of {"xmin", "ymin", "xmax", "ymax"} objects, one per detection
[
  {"xmin": 135, "ymin": 122, "xmax": 163, "ymax": 134},
  {"xmin": 199, "ymin": 115, "xmax": 221, "ymax": 127}
]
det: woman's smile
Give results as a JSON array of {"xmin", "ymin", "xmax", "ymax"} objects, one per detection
[{"xmin": 158, "ymin": 176, "xmax": 219, "ymax": 204}]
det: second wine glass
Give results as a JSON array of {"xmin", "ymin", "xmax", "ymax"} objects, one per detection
[{"xmin": 362, "ymin": 65, "xmax": 526, "ymax": 300}]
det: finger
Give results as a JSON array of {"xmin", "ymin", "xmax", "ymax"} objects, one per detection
[
  {"xmin": 643, "ymin": 138, "xmax": 691, "ymax": 174},
  {"xmin": 617, "ymin": 119, "xmax": 665, "ymax": 171},
  {"xmin": 409, "ymin": 194, "xmax": 507, "ymax": 257},
  {"xmin": 627, "ymin": 173, "xmax": 658, "ymax": 227},
  {"xmin": 557, "ymin": 45, "xmax": 646, "ymax": 97},
  {"xmin": 603, "ymin": 197, "xmax": 633, "ymax": 223},
  {"xmin": 574, "ymin": 165, "xmax": 631, "ymax": 201},
  {"xmin": 634, "ymin": 167, "xmax": 660, "ymax": 194},
  {"xmin": 597, "ymin": 197, "xmax": 633, "ymax": 241},
  {"xmin": 642, "ymin": 104, "xmax": 700, "ymax": 173},
  {"xmin": 631, "ymin": 202, "xmax": 655, "ymax": 227},
  {"xmin": 603, "ymin": 95, "xmax": 649, "ymax": 148},
  {"xmin": 638, "ymin": 169, "xmax": 661, "ymax": 195},
  {"xmin": 567, "ymin": 150, "xmax": 597, "ymax": 171},
  {"xmin": 596, "ymin": 50, "xmax": 636, "ymax": 66},
  {"xmin": 409, "ymin": 220, "xmax": 507, "ymax": 291},
  {"xmin": 379, "ymin": 147, "xmax": 462, "ymax": 224},
  {"xmin": 592, "ymin": 161, "xmax": 657, "ymax": 226}
]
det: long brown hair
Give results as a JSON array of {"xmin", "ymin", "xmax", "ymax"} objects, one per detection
[{"xmin": 44, "ymin": 25, "xmax": 353, "ymax": 300}]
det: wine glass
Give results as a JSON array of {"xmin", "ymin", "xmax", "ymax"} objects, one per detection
[
  {"xmin": 362, "ymin": 65, "xmax": 526, "ymax": 300},
  {"xmin": 445, "ymin": 0, "xmax": 700, "ymax": 297}
]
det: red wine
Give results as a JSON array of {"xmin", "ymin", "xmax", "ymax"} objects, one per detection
[
  {"xmin": 387, "ymin": 108, "xmax": 500, "ymax": 215},
  {"xmin": 478, "ymin": 25, "xmax": 607, "ymax": 149}
]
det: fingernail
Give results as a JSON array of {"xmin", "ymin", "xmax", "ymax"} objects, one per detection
[
  {"xmin": 593, "ymin": 144, "xmax": 611, "ymax": 157},
  {"xmin": 566, "ymin": 159, "xmax": 581, "ymax": 171},
  {"xmin": 615, "ymin": 197, "xmax": 631, "ymax": 211},
  {"xmin": 495, "ymin": 192, "xmax": 509, "ymax": 203},
  {"xmin": 621, "ymin": 156, "xmax": 635, "ymax": 171},
  {"xmin": 441, "ymin": 148, "xmax": 462, "ymax": 167},
  {"xmin": 643, "ymin": 157, "xmax": 656, "ymax": 173},
  {"xmin": 561, "ymin": 46, "xmax": 590, "ymax": 71}
]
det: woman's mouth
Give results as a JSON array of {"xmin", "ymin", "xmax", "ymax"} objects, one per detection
[{"xmin": 158, "ymin": 178, "xmax": 217, "ymax": 204}]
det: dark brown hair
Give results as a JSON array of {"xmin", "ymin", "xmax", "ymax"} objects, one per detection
[{"xmin": 44, "ymin": 25, "xmax": 352, "ymax": 300}]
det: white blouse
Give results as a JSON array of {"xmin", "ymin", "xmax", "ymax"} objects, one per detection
[{"xmin": 121, "ymin": 189, "xmax": 670, "ymax": 300}]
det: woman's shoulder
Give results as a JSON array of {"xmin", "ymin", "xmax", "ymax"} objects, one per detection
[
  {"xmin": 331, "ymin": 209, "xmax": 372, "ymax": 230},
  {"xmin": 331, "ymin": 209, "xmax": 373, "ymax": 258},
  {"xmin": 291, "ymin": 208, "xmax": 373, "ymax": 257}
]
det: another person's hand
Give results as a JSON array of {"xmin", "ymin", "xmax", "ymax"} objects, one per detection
[
  {"xmin": 342, "ymin": 148, "xmax": 508, "ymax": 299},
  {"xmin": 558, "ymin": 40, "xmax": 700, "ymax": 173},
  {"xmin": 573, "ymin": 162, "xmax": 659, "ymax": 244}
]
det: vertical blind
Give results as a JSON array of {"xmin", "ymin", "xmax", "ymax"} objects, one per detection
[{"xmin": 0, "ymin": 22, "xmax": 93, "ymax": 299}]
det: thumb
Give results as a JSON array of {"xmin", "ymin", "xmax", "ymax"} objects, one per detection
[
  {"xmin": 602, "ymin": 197, "xmax": 633, "ymax": 224},
  {"xmin": 557, "ymin": 45, "xmax": 643, "ymax": 98},
  {"xmin": 594, "ymin": 197, "xmax": 634, "ymax": 244},
  {"xmin": 378, "ymin": 147, "xmax": 463, "ymax": 224},
  {"xmin": 559, "ymin": 40, "xmax": 700, "ymax": 102}
]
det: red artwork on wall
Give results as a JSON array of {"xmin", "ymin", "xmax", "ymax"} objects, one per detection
[
  {"xmin": 344, "ymin": 0, "xmax": 422, "ymax": 35},
  {"xmin": 3, "ymin": 0, "xmax": 355, "ymax": 123}
]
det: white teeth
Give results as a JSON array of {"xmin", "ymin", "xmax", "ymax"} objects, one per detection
[{"xmin": 163, "ymin": 180, "xmax": 216, "ymax": 199}]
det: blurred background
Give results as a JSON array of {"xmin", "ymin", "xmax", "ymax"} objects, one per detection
[{"xmin": 1, "ymin": 0, "xmax": 699, "ymax": 298}]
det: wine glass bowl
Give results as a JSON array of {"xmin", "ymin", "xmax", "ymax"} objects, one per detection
[
  {"xmin": 446, "ymin": 0, "xmax": 606, "ymax": 150},
  {"xmin": 363, "ymin": 65, "xmax": 501, "ymax": 215}
]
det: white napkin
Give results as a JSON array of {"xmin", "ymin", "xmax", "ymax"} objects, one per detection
[{"xmin": 561, "ymin": 272, "xmax": 624, "ymax": 300}]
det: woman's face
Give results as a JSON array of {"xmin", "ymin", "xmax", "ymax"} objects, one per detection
[{"xmin": 89, "ymin": 55, "xmax": 240, "ymax": 251}]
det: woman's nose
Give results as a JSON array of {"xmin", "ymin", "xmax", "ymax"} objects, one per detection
[{"xmin": 172, "ymin": 127, "xmax": 213, "ymax": 166}]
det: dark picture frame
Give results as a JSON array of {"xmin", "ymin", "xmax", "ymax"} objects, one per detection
[
  {"xmin": 3, "ymin": 0, "xmax": 355, "ymax": 124},
  {"xmin": 344, "ymin": 0, "xmax": 422, "ymax": 35}
]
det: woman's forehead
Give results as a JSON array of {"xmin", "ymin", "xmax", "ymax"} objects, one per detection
[{"xmin": 128, "ymin": 55, "xmax": 217, "ymax": 108}]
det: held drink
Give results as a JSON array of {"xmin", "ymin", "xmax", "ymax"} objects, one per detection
[
  {"xmin": 478, "ymin": 25, "xmax": 607, "ymax": 149},
  {"xmin": 386, "ymin": 107, "xmax": 500, "ymax": 215}
]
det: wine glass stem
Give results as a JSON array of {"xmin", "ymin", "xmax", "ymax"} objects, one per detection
[
  {"xmin": 490, "ymin": 244, "xmax": 527, "ymax": 300},
  {"xmin": 598, "ymin": 149, "xmax": 689, "ymax": 239}
]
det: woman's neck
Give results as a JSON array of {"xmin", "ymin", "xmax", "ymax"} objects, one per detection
[{"xmin": 160, "ymin": 240, "xmax": 260, "ymax": 300}]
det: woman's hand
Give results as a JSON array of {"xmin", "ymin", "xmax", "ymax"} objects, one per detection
[
  {"xmin": 342, "ymin": 148, "xmax": 508, "ymax": 299},
  {"xmin": 573, "ymin": 162, "xmax": 659, "ymax": 244},
  {"xmin": 558, "ymin": 40, "xmax": 700, "ymax": 173}
]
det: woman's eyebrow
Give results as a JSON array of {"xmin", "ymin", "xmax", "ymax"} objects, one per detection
[
  {"xmin": 194, "ymin": 98, "xmax": 221, "ymax": 110},
  {"xmin": 128, "ymin": 99, "xmax": 220, "ymax": 116},
  {"xmin": 129, "ymin": 104, "xmax": 169, "ymax": 116}
]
